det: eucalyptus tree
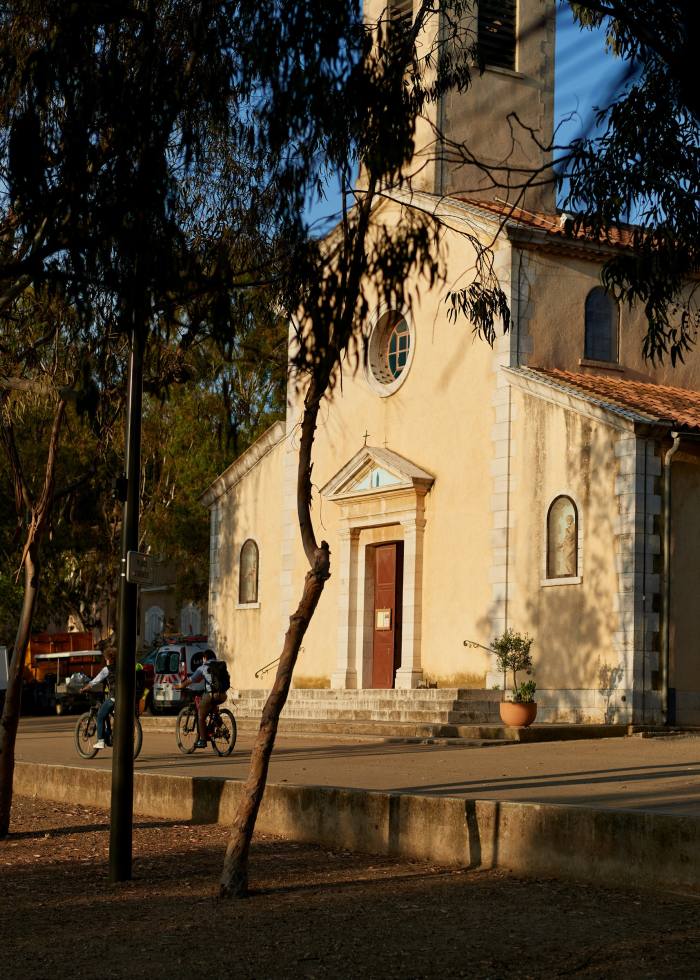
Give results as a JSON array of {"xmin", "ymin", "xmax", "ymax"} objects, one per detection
[
  {"xmin": 559, "ymin": 1, "xmax": 699, "ymax": 363},
  {"xmin": 0, "ymin": 289, "xmax": 126, "ymax": 836},
  {"xmin": 0, "ymin": 1, "xmax": 285, "ymax": 858},
  {"xmin": 219, "ymin": 0, "xmax": 699, "ymax": 896},
  {"xmin": 218, "ymin": 0, "xmax": 493, "ymax": 897},
  {"xmin": 0, "ymin": 0, "xmax": 694, "ymax": 888}
]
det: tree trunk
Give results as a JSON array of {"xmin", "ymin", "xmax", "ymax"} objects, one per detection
[
  {"xmin": 219, "ymin": 543, "xmax": 329, "ymax": 897},
  {"xmin": 220, "ymin": 374, "xmax": 331, "ymax": 898},
  {"xmin": 0, "ymin": 398, "xmax": 64, "ymax": 838},
  {"xmin": 0, "ymin": 542, "xmax": 41, "ymax": 838}
]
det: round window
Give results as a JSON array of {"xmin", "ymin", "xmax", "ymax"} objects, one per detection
[{"xmin": 366, "ymin": 310, "xmax": 414, "ymax": 395}]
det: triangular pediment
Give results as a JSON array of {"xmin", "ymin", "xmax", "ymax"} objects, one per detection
[{"xmin": 321, "ymin": 446, "xmax": 434, "ymax": 501}]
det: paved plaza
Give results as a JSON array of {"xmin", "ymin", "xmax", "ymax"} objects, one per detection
[{"xmin": 16, "ymin": 715, "xmax": 700, "ymax": 816}]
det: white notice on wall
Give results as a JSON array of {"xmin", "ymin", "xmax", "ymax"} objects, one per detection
[{"xmin": 375, "ymin": 608, "xmax": 391, "ymax": 630}]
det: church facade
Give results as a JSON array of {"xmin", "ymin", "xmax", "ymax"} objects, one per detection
[{"xmin": 201, "ymin": 1, "xmax": 700, "ymax": 726}]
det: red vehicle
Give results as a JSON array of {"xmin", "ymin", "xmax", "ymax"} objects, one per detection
[{"xmin": 24, "ymin": 632, "xmax": 102, "ymax": 714}]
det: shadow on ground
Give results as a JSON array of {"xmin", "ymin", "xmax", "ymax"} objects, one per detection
[{"xmin": 2, "ymin": 796, "xmax": 700, "ymax": 979}]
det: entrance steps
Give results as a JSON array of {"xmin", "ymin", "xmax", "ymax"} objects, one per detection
[
  {"xmin": 224, "ymin": 688, "xmax": 626, "ymax": 742},
  {"xmin": 233, "ymin": 687, "xmax": 503, "ymax": 725}
]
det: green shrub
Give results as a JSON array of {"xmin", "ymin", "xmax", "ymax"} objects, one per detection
[{"xmin": 491, "ymin": 628, "xmax": 535, "ymax": 703}]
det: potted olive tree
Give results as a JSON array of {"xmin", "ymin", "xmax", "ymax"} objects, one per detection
[{"xmin": 492, "ymin": 628, "xmax": 537, "ymax": 727}]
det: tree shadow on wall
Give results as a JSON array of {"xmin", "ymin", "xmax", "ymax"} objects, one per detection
[{"xmin": 476, "ymin": 515, "xmax": 633, "ymax": 723}]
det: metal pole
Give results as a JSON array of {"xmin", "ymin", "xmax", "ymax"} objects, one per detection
[
  {"xmin": 661, "ymin": 432, "xmax": 680, "ymax": 728},
  {"xmin": 109, "ymin": 321, "xmax": 144, "ymax": 882}
]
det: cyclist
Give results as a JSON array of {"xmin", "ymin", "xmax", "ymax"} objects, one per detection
[
  {"xmin": 175, "ymin": 649, "xmax": 229, "ymax": 749},
  {"xmin": 80, "ymin": 647, "xmax": 117, "ymax": 750}
]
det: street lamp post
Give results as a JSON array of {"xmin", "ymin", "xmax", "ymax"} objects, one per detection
[{"xmin": 109, "ymin": 322, "xmax": 145, "ymax": 882}]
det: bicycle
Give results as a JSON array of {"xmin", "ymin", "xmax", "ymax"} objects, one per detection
[
  {"xmin": 176, "ymin": 693, "xmax": 236, "ymax": 756},
  {"xmin": 74, "ymin": 698, "xmax": 143, "ymax": 760}
]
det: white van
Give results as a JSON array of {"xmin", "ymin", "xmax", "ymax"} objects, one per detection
[{"xmin": 151, "ymin": 639, "xmax": 211, "ymax": 713}]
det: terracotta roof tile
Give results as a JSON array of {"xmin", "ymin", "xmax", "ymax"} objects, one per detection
[
  {"xmin": 455, "ymin": 197, "xmax": 635, "ymax": 248},
  {"xmin": 528, "ymin": 367, "xmax": 700, "ymax": 432}
]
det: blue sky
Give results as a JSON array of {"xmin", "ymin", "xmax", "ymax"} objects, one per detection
[
  {"xmin": 554, "ymin": 2, "xmax": 628, "ymax": 161},
  {"xmin": 306, "ymin": 4, "xmax": 628, "ymax": 227}
]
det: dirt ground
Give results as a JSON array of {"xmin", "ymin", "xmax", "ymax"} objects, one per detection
[{"xmin": 2, "ymin": 796, "xmax": 700, "ymax": 979}]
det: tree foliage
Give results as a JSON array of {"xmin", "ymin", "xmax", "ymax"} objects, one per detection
[
  {"xmin": 560, "ymin": 1, "xmax": 699, "ymax": 363},
  {"xmin": 0, "ymin": 0, "xmax": 696, "ymax": 879}
]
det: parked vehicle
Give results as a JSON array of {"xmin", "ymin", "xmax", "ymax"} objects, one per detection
[
  {"xmin": 151, "ymin": 636, "xmax": 209, "ymax": 713},
  {"xmin": 23, "ymin": 632, "xmax": 102, "ymax": 714},
  {"xmin": 36, "ymin": 650, "xmax": 104, "ymax": 714},
  {"xmin": 138, "ymin": 647, "xmax": 159, "ymax": 691}
]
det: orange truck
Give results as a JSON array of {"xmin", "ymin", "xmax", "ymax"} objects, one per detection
[{"xmin": 24, "ymin": 631, "xmax": 103, "ymax": 714}]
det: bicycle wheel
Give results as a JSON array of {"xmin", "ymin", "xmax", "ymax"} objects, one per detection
[
  {"xmin": 74, "ymin": 711, "xmax": 99, "ymax": 759},
  {"xmin": 133, "ymin": 716, "xmax": 143, "ymax": 760},
  {"xmin": 175, "ymin": 706, "xmax": 198, "ymax": 754},
  {"xmin": 211, "ymin": 708, "xmax": 237, "ymax": 757}
]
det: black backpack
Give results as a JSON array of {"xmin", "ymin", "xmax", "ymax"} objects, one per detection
[
  {"xmin": 208, "ymin": 659, "xmax": 230, "ymax": 695},
  {"xmin": 105, "ymin": 665, "xmax": 117, "ymax": 700}
]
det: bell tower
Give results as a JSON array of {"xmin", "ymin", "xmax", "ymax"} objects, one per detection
[
  {"xmin": 437, "ymin": 0, "xmax": 556, "ymax": 212},
  {"xmin": 368, "ymin": 0, "xmax": 557, "ymax": 213}
]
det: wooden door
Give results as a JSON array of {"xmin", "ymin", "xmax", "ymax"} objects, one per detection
[{"xmin": 371, "ymin": 542, "xmax": 403, "ymax": 689}]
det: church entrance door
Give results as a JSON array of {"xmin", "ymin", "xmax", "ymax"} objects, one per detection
[{"xmin": 371, "ymin": 542, "xmax": 403, "ymax": 688}]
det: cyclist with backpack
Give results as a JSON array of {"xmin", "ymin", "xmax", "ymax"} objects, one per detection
[{"xmin": 175, "ymin": 649, "xmax": 230, "ymax": 749}]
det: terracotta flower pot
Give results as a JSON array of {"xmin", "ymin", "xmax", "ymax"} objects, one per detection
[{"xmin": 499, "ymin": 700, "xmax": 537, "ymax": 728}]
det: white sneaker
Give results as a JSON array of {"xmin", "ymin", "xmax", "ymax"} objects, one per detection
[{"xmin": 94, "ymin": 739, "xmax": 105, "ymax": 750}]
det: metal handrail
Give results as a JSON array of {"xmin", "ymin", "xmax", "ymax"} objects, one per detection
[
  {"xmin": 463, "ymin": 638, "xmax": 494, "ymax": 653},
  {"xmin": 254, "ymin": 646, "xmax": 304, "ymax": 680},
  {"xmin": 255, "ymin": 656, "xmax": 281, "ymax": 679}
]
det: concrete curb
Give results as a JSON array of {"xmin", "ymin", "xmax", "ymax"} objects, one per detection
[
  {"xmin": 141, "ymin": 715, "xmax": 628, "ymax": 743},
  {"xmin": 14, "ymin": 761, "xmax": 700, "ymax": 893}
]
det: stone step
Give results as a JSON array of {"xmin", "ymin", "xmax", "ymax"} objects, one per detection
[
  {"xmin": 235, "ymin": 688, "xmax": 502, "ymax": 702},
  {"xmin": 140, "ymin": 714, "xmax": 627, "ymax": 744},
  {"xmin": 232, "ymin": 696, "xmax": 502, "ymax": 713},
  {"xmin": 231, "ymin": 706, "xmax": 503, "ymax": 724}
]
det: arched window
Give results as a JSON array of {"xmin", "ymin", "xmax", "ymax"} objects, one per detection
[
  {"xmin": 144, "ymin": 605, "xmax": 164, "ymax": 646},
  {"xmin": 584, "ymin": 287, "xmax": 618, "ymax": 362},
  {"xmin": 546, "ymin": 496, "xmax": 578, "ymax": 579},
  {"xmin": 180, "ymin": 603, "xmax": 201, "ymax": 636},
  {"xmin": 239, "ymin": 539, "xmax": 259, "ymax": 604}
]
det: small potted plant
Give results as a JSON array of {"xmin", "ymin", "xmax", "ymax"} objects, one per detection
[{"xmin": 491, "ymin": 628, "xmax": 537, "ymax": 727}]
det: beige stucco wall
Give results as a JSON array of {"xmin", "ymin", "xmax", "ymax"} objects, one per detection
[
  {"xmin": 521, "ymin": 248, "xmax": 700, "ymax": 390},
  {"xmin": 210, "ymin": 437, "xmax": 286, "ymax": 688},
  {"xmin": 278, "ymin": 206, "xmax": 508, "ymax": 688},
  {"xmin": 507, "ymin": 389, "xmax": 623, "ymax": 692}
]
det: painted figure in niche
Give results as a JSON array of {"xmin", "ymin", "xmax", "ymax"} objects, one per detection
[
  {"xmin": 240, "ymin": 540, "xmax": 259, "ymax": 603},
  {"xmin": 560, "ymin": 514, "xmax": 577, "ymax": 575},
  {"xmin": 547, "ymin": 497, "xmax": 577, "ymax": 578}
]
